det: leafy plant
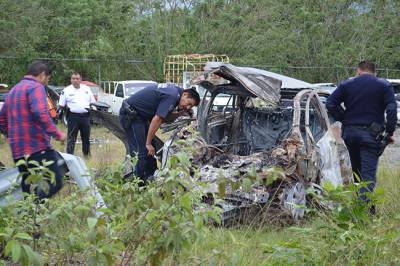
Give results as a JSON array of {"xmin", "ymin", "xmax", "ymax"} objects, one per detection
[
  {"xmin": 262, "ymin": 182, "xmax": 400, "ymax": 265},
  {"xmin": 1, "ymin": 144, "xmax": 220, "ymax": 265}
]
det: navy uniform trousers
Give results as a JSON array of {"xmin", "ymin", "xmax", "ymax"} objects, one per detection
[
  {"xmin": 120, "ymin": 114, "xmax": 157, "ymax": 182},
  {"xmin": 342, "ymin": 126, "xmax": 380, "ymax": 201},
  {"xmin": 67, "ymin": 112, "xmax": 91, "ymax": 156}
]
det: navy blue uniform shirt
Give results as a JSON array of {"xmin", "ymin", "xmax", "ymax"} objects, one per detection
[
  {"xmin": 125, "ymin": 83, "xmax": 183, "ymax": 120},
  {"xmin": 326, "ymin": 74, "xmax": 397, "ymax": 135}
]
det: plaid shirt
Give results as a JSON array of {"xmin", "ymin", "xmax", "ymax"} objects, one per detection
[{"xmin": 0, "ymin": 76, "xmax": 63, "ymax": 159}]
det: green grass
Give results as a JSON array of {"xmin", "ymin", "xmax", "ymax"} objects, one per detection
[
  {"xmin": 376, "ymin": 167, "xmax": 400, "ymax": 220},
  {"xmin": 169, "ymin": 167, "xmax": 400, "ymax": 265},
  {"xmin": 173, "ymin": 227, "xmax": 291, "ymax": 265},
  {"xmin": 0, "ymin": 124, "xmax": 126, "ymax": 170}
]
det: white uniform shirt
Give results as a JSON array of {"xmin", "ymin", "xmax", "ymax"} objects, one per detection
[{"xmin": 59, "ymin": 84, "xmax": 96, "ymax": 113}]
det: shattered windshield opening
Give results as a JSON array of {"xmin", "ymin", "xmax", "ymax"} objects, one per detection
[
  {"xmin": 200, "ymin": 81, "xmax": 292, "ymax": 156},
  {"xmin": 199, "ymin": 83, "xmax": 328, "ymax": 157}
]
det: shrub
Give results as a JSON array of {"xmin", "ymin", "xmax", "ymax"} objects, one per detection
[{"xmin": 0, "ymin": 149, "xmax": 220, "ymax": 265}]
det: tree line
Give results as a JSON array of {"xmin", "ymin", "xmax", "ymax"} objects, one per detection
[{"xmin": 1, "ymin": 0, "xmax": 399, "ymax": 86}]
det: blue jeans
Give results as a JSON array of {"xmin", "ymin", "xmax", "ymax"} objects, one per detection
[
  {"xmin": 342, "ymin": 126, "xmax": 380, "ymax": 201},
  {"xmin": 120, "ymin": 114, "xmax": 157, "ymax": 182}
]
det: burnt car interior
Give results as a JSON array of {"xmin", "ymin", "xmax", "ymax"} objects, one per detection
[
  {"xmin": 88, "ymin": 64, "xmax": 351, "ymax": 223},
  {"xmin": 197, "ymin": 75, "xmax": 327, "ymax": 157}
]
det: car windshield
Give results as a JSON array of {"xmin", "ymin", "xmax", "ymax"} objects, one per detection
[
  {"xmin": 319, "ymin": 85, "xmax": 336, "ymax": 90},
  {"xmin": 391, "ymin": 83, "xmax": 400, "ymax": 94},
  {"xmin": 197, "ymin": 84, "xmax": 230, "ymax": 99},
  {"xmin": 125, "ymin": 83, "xmax": 153, "ymax": 96},
  {"xmin": 0, "ymin": 92, "xmax": 8, "ymax": 101}
]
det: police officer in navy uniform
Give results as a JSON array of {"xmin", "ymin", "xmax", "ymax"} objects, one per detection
[
  {"xmin": 59, "ymin": 72, "xmax": 96, "ymax": 157},
  {"xmin": 326, "ymin": 61, "xmax": 397, "ymax": 206},
  {"xmin": 120, "ymin": 83, "xmax": 200, "ymax": 183}
]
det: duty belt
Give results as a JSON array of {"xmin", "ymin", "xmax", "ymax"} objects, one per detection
[
  {"xmin": 70, "ymin": 112, "xmax": 90, "ymax": 117},
  {"xmin": 344, "ymin": 124, "xmax": 369, "ymax": 130}
]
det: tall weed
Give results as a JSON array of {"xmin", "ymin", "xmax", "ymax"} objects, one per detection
[{"xmin": 262, "ymin": 182, "xmax": 400, "ymax": 265}]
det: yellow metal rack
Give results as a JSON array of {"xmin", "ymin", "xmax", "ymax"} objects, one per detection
[{"xmin": 163, "ymin": 54, "xmax": 230, "ymax": 87}]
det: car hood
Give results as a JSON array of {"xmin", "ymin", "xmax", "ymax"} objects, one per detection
[
  {"xmin": 196, "ymin": 64, "xmax": 282, "ymax": 105},
  {"xmin": 193, "ymin": 64, "xmax": 314, "ymax": 105},
  {"xmin": 239, "ymin": 67, "xmax": 315, "ymax": 89}
]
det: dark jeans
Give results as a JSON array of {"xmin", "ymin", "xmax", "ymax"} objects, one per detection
[
  {"xmin": 120, "ymin": 114, "xmax": 157, "ymax": 182},
  {"xmin": 67, "ymin": 113, "xmax": 91, "ymax": 156},
  {"xmin": 342, "ymin": 126, "xmax": 380, "ymax": 202},
  {"xmin": 15, "ymin": 149, "xmax": 64, "ymax": 200}
]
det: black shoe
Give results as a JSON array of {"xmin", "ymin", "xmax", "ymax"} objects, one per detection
[{"xmin": 368, "ymin": 205, "xmax": 376, "ymax": 216}]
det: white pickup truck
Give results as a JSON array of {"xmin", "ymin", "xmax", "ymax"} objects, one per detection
[{"xmin": 97, "ymin": 80, "xmax": 157, "ymax": 114}]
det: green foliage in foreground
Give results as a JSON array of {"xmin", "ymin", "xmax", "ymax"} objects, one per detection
[
  {"xmin": 175, "ymin": 169, "xmax": 400, "ymax": 265},
  {"xmin": 0, "ymin": 152, "xmax": 220, "ymax": 265},
  {"xmin": 1, "ymin": 152, "xmax": 400, "ymax": 265}
]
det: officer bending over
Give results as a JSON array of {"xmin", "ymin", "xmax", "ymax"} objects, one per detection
[
  {"xmin": 120, "ymin": 83, "xmax": 200, "ymax": 182},
  {"xmin": 326, "ymin": 61, "xmax": 397, "ymax": 204},
  {"xmin": 59, "ymin": 72, "xmax": 96, "ymax": 157}
]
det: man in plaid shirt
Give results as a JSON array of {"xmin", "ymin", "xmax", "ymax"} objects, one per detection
[{"xmin": 0, "ymin": 61, "xmax": 66, "ymax": 199}]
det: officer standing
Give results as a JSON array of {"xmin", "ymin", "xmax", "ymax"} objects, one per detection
[
  {"xmin": 120, "ymin": 83, "xmax": 200, "ymax": 183},
  {"xmin": 326, "ymin": 61, "xmax": 397, "ymax": 205},
  {"xmin": 59, "ymin": 72, "xmax": 96, "ymax": 157}
]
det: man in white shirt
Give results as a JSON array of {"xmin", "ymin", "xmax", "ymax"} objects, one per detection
[{"xmin": 59, "ymin": 72, "xmax": 96, "ymax": 157}]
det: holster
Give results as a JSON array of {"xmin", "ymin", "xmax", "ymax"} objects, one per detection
[
  {"xmin": 120, "ymin": 100, "xmax": 138, "ymax": 130},
  {"xmin": 121, "ymin": 100, "xmax": 138, "ymax": 119},
  {"xmin": 65, "ymin": 107, "xmax": 71, "ymax": 119},
  {"xmin": 377, "ymin": 133, "xmax": 390, "ymax": 156},
  {"xmin": 369, "ymin": 122, "xmax": 388, "ymax": 157},
  {"xmin": 367, "ymin": 122, "xmax": 384, "ymax": 139}
]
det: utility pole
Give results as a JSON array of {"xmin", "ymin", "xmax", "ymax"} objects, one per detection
[{"xmin": 97, "ymin": 62, "xmax": 101, "ymax": 84}]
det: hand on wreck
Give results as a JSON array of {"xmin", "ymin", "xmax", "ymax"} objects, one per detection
[
  {"xmin": 164, "ymin": 110, "xmax": 193, "ymax": 123},
  {"xmin": 182, "ymin": 109, "xmax": 194, "ymax": 118},
  {"xmin": 146, "ymin": 143, "xmax": 155, "ymax": 156}
]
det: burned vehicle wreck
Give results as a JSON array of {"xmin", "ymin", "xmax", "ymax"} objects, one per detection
[
  {"xmin": 91, "ymin": 64, "xmax": 352, "ymax": 224},
  {"xmin": 161, "ymin": 64, "xmax": 352, "ymax": 223}
]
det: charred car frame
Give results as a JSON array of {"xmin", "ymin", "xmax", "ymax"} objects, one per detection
[
  {"xmin": 91, "ymin": 64, "xmax": 352, "ymax": 224},
  {"xmin": 161, "ymin": 64, "xmax": 352, "ymax": 223}
]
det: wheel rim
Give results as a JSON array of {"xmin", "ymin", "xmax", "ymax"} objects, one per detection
[{"xmin": 282, "ymin": 182, "xmax": 306, "ymax": 221}]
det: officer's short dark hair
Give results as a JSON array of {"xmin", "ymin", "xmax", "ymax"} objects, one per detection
[
  {"xmin": 358, "ymin": 61, "xmax": 376, "ymax": 73},
  {"xmin": 27, "ymin": 61, "xmax": 51, "ymax": 76},
  {"xmin": 71, "ymin": 71, "xmax": 81, "ymax": 77},
  {"xmin": 184, "ymin": 87, "xmax": 201, "ymax": 105}
]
